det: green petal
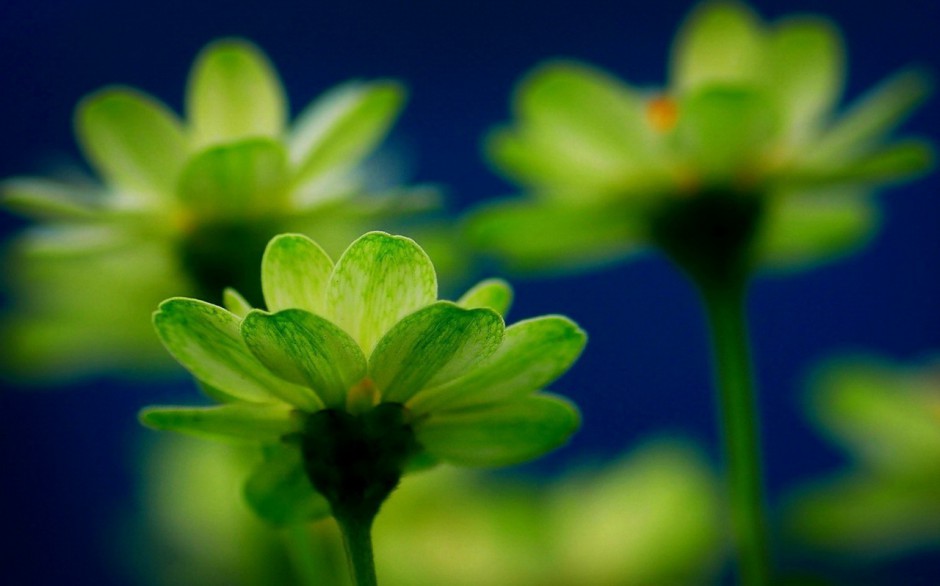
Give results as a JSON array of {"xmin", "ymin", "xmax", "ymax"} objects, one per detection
[
  {"xmin": 787, "ymin": 141, "xmax": 934, "ymax": 187},
  {"xmin": 803, "ymin": 69, "xmax": 933, "ymax": 163},
  {"xmin": 465, "ymin": 199, "xmax": 644, "ymax": 273},
  {"xmin": 674, "ymin": 85, "xmax": 779, "ymax": 179},
  {"xmin": 243, "ymin": 446, "xmax": 332, "ymax": 526},
  {"xmin": 261, "ymin": 234, "xmax": 334, "ymax": 314},
  {"xmin": 222, "ymin": 287, "xmax": 253, "ymax": 319},
  {"xmin": 409, "ymin": 316, "xmax": 586, "ymax": 415},
  {"xmin": 327, "ymin": 232, "xmax": 437, "ymax": 355},
  {"xmin": 457, "ymin": 278, "xmax": 513, "ymax": 317},
  {"xmin": 670, "ymin": 1, "xmax": 764, "ymax": 92},
  {"xmin": 370, "ymin": 302, "xmax": 504, "ymax": 404},
  {"xmin": 764, "ymin": 18, "xmax": 844, "ymax": 143},
  {"xmin": 241, "ymin": 309, "xmax": 367, "ymax": 408},
  {"xmin": 290, "ymin": 80, "xmax": 406, "ymax": 185},
  {"xmin": 1, "ymin": 178, "xmax": 99, "ymax": 220},
  {"xmin": 187, "ymin": 39, "xmax": 287, "ymax": 148},
  {"xmin": 177, "ymin": 138, "xmax": 289, "ymax": 218},
  {"xmin": 416, "ymin": 394, "xmax": 581, "ymax": 467},
  {"xmin": 75, "ymin": 87, "xmax": 187, "ymax": 198},
  {"xmin": 154, "ymin": 298, "xmax": 321, "ymax": 410},
  {"xmin": 756, "ymin": 190, "xmax": 878, "ymax": 271},
  {"xmin": 139, "ymin": 403, "xmax": 300, "ymax": 443}
]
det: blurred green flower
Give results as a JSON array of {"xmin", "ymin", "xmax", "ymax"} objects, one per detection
[
  {"xmin": 134, "ymin": 436, "xmax": 721, "ymax": 586},
  {"xmin": 141, "ymin": 231, "xmax": 584, "ymax": 528},
  {"xmin": 1, "ymin": 38, "xmax": 444, "ymax": 380},
  {"xmin": 469, "ymin": 1, "xmax": 932, "ymax": 276},
  {"xmin": 785, "ymin": 356, "xmax": 940, "ymax": 559}
]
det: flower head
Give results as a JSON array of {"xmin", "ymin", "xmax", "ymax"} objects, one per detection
[
  {"xmin": 141, "ymin": 231, "xmax": 585, "ymax": 524},
  {"xmin": 469, "ymin": 1, "xmax": 932, "ymax": 278},
  {"xmin": 1, "ymin": 39, "xmax": 443, "ymax": 379}
]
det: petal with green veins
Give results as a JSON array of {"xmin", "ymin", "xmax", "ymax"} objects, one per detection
[
  {"xmin": 154, "ymin": 298, "xmax": 321, "ymax": 410},
  {"xmin": 261, "ymin": 234, "xmax": 334, "ymax": 314},
  {"xmin": 1, "ymin": 178, "xmax": 100, "ymax": 220},
  {"xmin": 756, "ymin": 190, "xmax": 878, "ymax": 271},
  {"xmin": 187, "ymin": 39, "xmax": 287, "ymax": 148},
  {"xmin": 803, "ymin": 69, "xmax": 933, "ymax": 163},
  {"xmin": 241, "ymin": 309, "xmax": 367, "ymax": 408},
  {"xmin": 409, "ymin": 315, "xmax": 586, "ymax": 415},
  {"xmin": 370, "ymin": 302, "xmax": 504, "ymax": 404},
  {"xmin": 139, "ymin": 403, "xmax": 301, "ymax": 443},
  {"xmin": 290, "ymin": 80, "xmax": 406, "ymax": 185},
  {"xmin": 416, "ymin": 394, "xmax": 581, "ymax": 467},
  {"xmin": 670, "ymin": 1, "xmax": 764, "ymax": 92},
  {"xmin": 764, "ymin": 18, "xmax": 844, "ymax": 143},
  {"xmin": 457, "ymin": 278, "xmax": 513, "ymax": 317},
  {"xmin": 243, "ymin": 446, "xmax": 332, "ymax": 526},
  {"xmin": 75, "ymin": 87, "xmax": 187, "ymax": 199},
  {"xmin": 222, "ymin": 287, "xmax": 253, "ymax": 319},
  {"xmin": 787, "ymin": 141, "xmax": 934, "ymax": 187},
  {"xmin": 466, "ymin": 199, "xmax": 644, "ymax": 274},
  {"xmin": 177, "ymin": 138, "xmax": 289, "ymax": 218},
  {"xmin": 675, "ymin": 85, "xmax": 779, "ymax": 179},
  {"xmin": 327, "ymin": 232, "xmax": 437, "ymax": 354}
]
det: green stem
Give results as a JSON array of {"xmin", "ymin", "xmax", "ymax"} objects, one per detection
[
  {"xmin": 701, "ymin": 280, "xmax": 772, "ymax": 586},
  {"xmin": 336, "ymin": 513, "xmax": 378, "ymax": 586},
  {"xmin": 283, "ymin": 523, "xmax": 323, "ymax": 586}
]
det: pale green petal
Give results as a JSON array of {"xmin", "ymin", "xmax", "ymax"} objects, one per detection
[
  {"xmin": 139, "ymin": 403, "xmax": 301, "ymax": 443},
  {"xmin": 457, "ymin": 278, "xmax": 513, "ymax": 317},
  {"xmin": 370, "ymin": 302, "xmax": 504, "ymax": 404},
  {"xmin": 764, "ymin": 18, "xmax": 844, "ymax": 143},
  {"xmin": 187, "ymin": 39, "xmax": 287, "ymax": 148},
  {"xmin": 75, "ymin": 87, "xmax": 187, "ymax": 198},
  {"xmin": 786, "ymin": 141, "xmax": 933, "ymax": 187},
  {"xmin": 261, "ymin": 234, "xmax": 334, "ymax": 314},
  {"xmin": 416, "ymin": 394, "xmax": 580, "ymax": 467},
  {"xmin": 243, "ymin": 446, "xmax": 332, "ymax": 526},
  {"xmin": 176, "ymin": 138, "xmax": 289, "ymax": 217},
  {"xmin": 290, "ymin": 80, "xmax": 406, "ymax": 185},
  {"xmin": 327, "ymin": 232, "xmax": 437, "ymax": 354},
  {"xmin": 465, "ymin": 199, "xmax": 644, "ymax": 273},
  {"xmin": 409, "ymin": 316, "xmax": 586, "ymax": 415},
  {"xmin": 756, "ymin": 190, "xmax": 878, "ymax": 271},
  {"xmin": 222, "ymin": 287, "xmax": 253, "ymax": 318},
  {"xmin": 1, "ymin": 178, "xmax": 99, "ymax": 220},
  {"xmin": 154, "ymin": 298, "xmax": 321, "ymax": 410},
  {"xmin": 674, "ymin": 85, "xmax": 779, "ymax": 179},
  {"xmin": 803, "ymin": 69, "xmax": 933, "ymax": 163},
  {"xmin": 670, "ymin": 1, "xmax": 764, "ymax": 92},
  {"xmin": 241, "ymin": 309, "xmax": 367, "ymax": 408}
]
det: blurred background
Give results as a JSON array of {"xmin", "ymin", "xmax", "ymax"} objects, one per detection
[{"xmin": 1, "ymin": 0, "xmax": 938, "ymax": 584}]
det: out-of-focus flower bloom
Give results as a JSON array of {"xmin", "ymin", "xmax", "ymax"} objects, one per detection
[
  {"xmin": 141, "ymin": 232, "xmax": 584, "ymax": 526},
  {"xmin": 133, "ymin": 437, "xmax": 721, "ymax": 586},
  {"xmin": 785, "ymin": 356, "xmax": 940, "ymax": 558},
  {"xmin": 469, "ymin": 1, "xmax": 932, "ymax": 276},
  {"xmin": 1, "ymin": 39, "xmax": 445, "ymax": 380}
]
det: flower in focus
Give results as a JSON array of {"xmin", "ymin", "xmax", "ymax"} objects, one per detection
[
  {"xmin": 1, "ymin": 38, "xmax": 444, "ymax": 379},
  {"xmin": 468, "ymin": 1, "xmax": 932, "ymax": 278},
  {"xmin": 140, "ymin": 231, "xmax": 585, "ymax": 526},
  {"xmin": 785, "ymin": 355, "xmax": 940, "ymax": 559}
]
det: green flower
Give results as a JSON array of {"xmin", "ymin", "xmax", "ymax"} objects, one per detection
[
  {"xmin": 469, "ymin": 1, "xmax": 932, "ymax": 276},
  {"xmin": 1, "ymin": 38, "xmax": 442, "ymax": 379},
  {"xmin": 785, "ymin": 356, "xmax": 940, "ymax": 558},
  {"xmin": 140, "ymin": 231, "xmax": 584, "ymax": 528}
]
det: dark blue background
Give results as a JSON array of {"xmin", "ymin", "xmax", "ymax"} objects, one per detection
[{"xmin": 2, "ymin": 0, "xmax": 938, "ymax": 584}]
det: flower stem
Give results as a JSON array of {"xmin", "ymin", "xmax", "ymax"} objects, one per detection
[
  {"xmin": 701, "ymin": 280, "xmax": 772, "ymax": 586},
  {"xmin": 336, "ymin": 512, "xmax": 379, "ymax": 586}
]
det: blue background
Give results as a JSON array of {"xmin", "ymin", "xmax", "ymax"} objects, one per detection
[{"xmin": 1, "ymin": 0, "xmax": 938, "ymax": 583}]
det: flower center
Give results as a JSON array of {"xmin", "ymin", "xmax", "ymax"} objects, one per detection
[{"xmin": 647, "ymin": 95, "xmax": 678, "ymax": 133}]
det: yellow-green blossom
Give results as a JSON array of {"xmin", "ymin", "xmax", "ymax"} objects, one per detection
[
  {"xmin": 1, "ymin": 39, "xmax": 443, "ymax": 380},
  {"xmin": 785, "ymin": 356, "xmax": 940, "ymax": 558},
  {"xmin": 469, "ymin": 1, "xmax": 932, "ymax": 276},
  {"xmin": 141, "ymin": 232, "xmax": 585, "ymax": 528}
]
